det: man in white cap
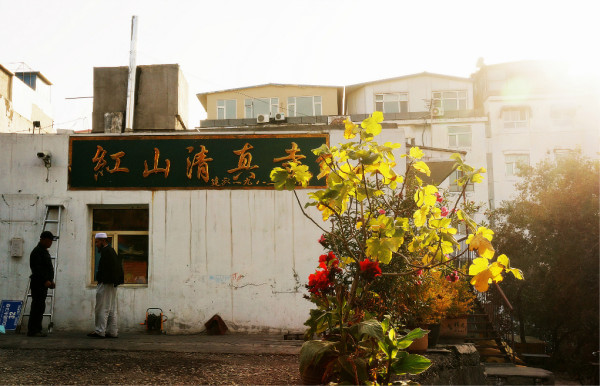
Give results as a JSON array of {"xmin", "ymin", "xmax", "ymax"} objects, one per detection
[{"xmin": 88, "ymin": 233, "xmax": 124, "ymax": 338}]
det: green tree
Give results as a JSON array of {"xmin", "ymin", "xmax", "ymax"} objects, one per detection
[{"xmin": 490, "ymin": 152, "xmax": 599, "ymax": 372}]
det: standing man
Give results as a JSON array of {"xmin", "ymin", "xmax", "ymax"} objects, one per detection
[
  {"xmin": 88, "ymin": 233, "xmax": 124, "ymax": 338},
  {"xmin": 28, "ymin": 231, "xmax": 57, "ymax": 337}
]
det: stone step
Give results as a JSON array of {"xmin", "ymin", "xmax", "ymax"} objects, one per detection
[{"xmin": 485, "ymin": 364, "xmax": 554, "ymax": 385}]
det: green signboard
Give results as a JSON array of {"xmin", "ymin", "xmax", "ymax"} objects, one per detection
[{"xmin": 69, "ymin": 134, "xmax": 328, "ymax": 190}]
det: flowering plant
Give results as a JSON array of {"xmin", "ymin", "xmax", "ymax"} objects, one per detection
[{"xmin": 271, "ymin": 112, "xmax": 523, "ymax": 383}]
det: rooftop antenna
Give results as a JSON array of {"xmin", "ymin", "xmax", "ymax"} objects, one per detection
[{"xmin": 125, "ymin": 15, "xmax": 138, "ymax": 133}]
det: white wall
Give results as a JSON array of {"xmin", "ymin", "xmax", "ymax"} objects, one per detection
[
  {"xmin": 0, "ymin": 127, "xmax": 406, "ymax": 334},
  {"xmin": 486, "ymin": 92, "xmax": 600, "ymax": 206},
  {"xmin": 346, "ymin": 75, "xmax": 474, "ymax": 114},
  {"xmin": 7, "ymin": 77, "xmax": 53, "ymax": 133}
]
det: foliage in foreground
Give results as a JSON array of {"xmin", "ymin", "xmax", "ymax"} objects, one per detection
[{"xmin": 271, "ymin": 112, "xmax": 523, "ymax": 384}]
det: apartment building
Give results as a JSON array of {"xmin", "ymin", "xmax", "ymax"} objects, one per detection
[
  {"xmin": 197, "ymin": 61, "xmax": 599, "ymax": 212},
  {"xmin": 197, "ymin": 83, "xmax": 343, "ymax": 127},
  {"xmin": 345, "ymin": 72, "xmax": 489, "ymax": 212},
  {"xmin": 0, "ymin": 63, "xmax": 53, "ymax": 133},
  {"xmin": 472, "ymin": 60, "xmax": 600, "ymax": 207}
]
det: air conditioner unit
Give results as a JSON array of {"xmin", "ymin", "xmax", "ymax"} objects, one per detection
[
  {"xmin": 432, "ymin": 107, "xmax": 444, "ymax": 117},
  {"xmin": 257, "ymin": 114, "xmax": 270, "ymax": 123},
  {"xmin": 274, "ymin": 112, "xmax": 286, "ymax": 121}
]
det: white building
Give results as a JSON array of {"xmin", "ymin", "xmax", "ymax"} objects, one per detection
[
  {"xmin": 0, "ymin": 63, "xmax": 54, "ymax": 134},
  {"xmin": 472, "ymin": 60, "xmax": 600, "ymax": 207},
  {"xmin": 0, "ymin": 125, "xmax": 406, "ymax": 334},
  {"xmin": 345, "ymin": 72, "xmax": 490, "ymax": 220}
]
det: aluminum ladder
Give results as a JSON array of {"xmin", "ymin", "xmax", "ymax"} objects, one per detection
[{"xmin": 16, "ymin": 204, "xmax": 64, "ymax": 334}]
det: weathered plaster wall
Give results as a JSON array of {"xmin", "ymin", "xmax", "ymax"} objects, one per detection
[
  {"xmin": 0, "ymin": 127, "xmax": 406, "ymax": 334},
  {"xmin": 92, "ymin": 64, "xmax": 188, "ymax": 133}
]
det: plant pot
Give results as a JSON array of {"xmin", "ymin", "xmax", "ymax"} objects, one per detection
[
  {"xmin": 427, "ymin": 323, "xmax": 441, "ymax": 348},
  {"xmin": 408, "ymin": 334, "xmax": 428, "ymax": 353},
  {"xmin": 439, "ymin": 317, "xmax": 468, "ymax": 338}
]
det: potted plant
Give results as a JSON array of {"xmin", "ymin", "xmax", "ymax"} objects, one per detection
[{"xmin": 270, "ymin": 112, "xmax": 523, "ymax": 383}]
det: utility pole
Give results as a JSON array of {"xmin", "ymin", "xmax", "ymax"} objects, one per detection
[{"xmin": 124, "ymin": 15, "xmax": 138, "ymax": 133}]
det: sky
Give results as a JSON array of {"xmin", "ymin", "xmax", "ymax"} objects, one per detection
[{"xmin": 1, "ymin": 0, "xmax": 598, "ymax": 132}]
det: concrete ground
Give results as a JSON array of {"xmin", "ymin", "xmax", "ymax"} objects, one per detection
[
  {"xmin": 0, "ymin": 331, "xmax": 304, "ymax": 385},
  {"xmin": 0, "ymin": 331, "xmax": 303, "ymax": 354}
]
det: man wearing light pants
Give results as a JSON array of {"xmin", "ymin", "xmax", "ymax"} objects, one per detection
[{"xmin": 88, "ymin": 233, "xmax": 124, "ymax": 338}]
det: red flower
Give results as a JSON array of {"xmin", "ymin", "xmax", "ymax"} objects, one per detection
[
  {"xmin": 378, "ymin": 209, "xmax": 386, "ymax": 215},
  {"xmin": 359, "ymin": 259, "xmax": 382, "ymax": 279},
  {"xmin": 318, "ymin": 234, "xmax": 327, "ymax": 246},
  {"xmin": 319, "ymin": 251, "xmax": 339, "ymax": 268},
  {"xmin": 434, "ymin": 192, "xmax": 443, "ymax": 203},
  {"xmin": 440, "ymin": 207, "xmax": 449, "ymax": 217},
  {"xmin": 308, "ymin": 268, "xmax": 333, "ymax": 295},
  {"xmin": 415, "ymin": 280, "xmax": 422, "ymax": 285},
  {"xmin": 415, "ymin": 269, "xmax": 423, "ymax": 276},
  {"xmin": 446, "ymin": 270, "xmax": 460, "ymax": 282}
]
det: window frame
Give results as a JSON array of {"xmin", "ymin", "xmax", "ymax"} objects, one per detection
[
  {"xmin": 375, "ymin": 93, "xmax": 409, "ymax": 113},
  {"xmin": 504, "ymin": 153, "xmax": 530, "ymax": 177},
  {"xmin": 217, "ymin": 99, "xmax": 237, "ymax": 120},
  {"xmin": 447, "ymin": 125, "xmax": 472, "ymax": 147},
  {"xmin": 90, "ymin": 206, "xmax": 149, "ymax": 287},
  {"xmin": 503, "ymin": 108, "xmax": 529, "ymax": 129},
  {"xmin": 287, "ymin": 96, "xmax": 322, "ymax": 117},
  {"xmin": 244, "ymin": 97, "xmax": 279, "ymax": 118},
  {"xmin": 432, "ymin": 90, "xmax": 468, "ymax": 111}
]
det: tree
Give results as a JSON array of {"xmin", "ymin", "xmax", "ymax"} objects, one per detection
[{"xmin": 490, "ymin": 152, "xmax": 599, "ymax": 372}]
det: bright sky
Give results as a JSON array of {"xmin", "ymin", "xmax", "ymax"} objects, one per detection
[{"xmin": 1, "ymin": 0, "xmax": 598, "ymax": 131}]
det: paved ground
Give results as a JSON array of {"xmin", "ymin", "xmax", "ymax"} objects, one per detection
[{"xmin": 0, "ymin": 331, "xmax": 303, "ymax": 385}]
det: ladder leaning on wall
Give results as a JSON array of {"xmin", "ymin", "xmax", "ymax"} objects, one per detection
[{"xmin": 15, "ymin": 205, "xmax": 64, "ymax": 334}]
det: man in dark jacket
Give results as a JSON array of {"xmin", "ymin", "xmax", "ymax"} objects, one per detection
[
  {"xmin": 28, "ymin": 231, "xmax": 57, "ymax": 337},
  {"xmin": 88, "ymin": 233, "xmax": 124, "ymax": 338}
]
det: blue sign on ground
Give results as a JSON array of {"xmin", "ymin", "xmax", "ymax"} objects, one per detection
[{"xmin": 0, "ymin": 300, "xmax": 23, "ymax": 330}]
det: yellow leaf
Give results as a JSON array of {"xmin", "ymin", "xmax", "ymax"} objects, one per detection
[
  {"xmin": 489, "ymin": 262, "xmax": 504, "ymax": 281},
  {"xmin": 497, "ymin": 254, "xmax": 509, "ymax": 268},
  {"xmin": 360, "ymin": 112, "xmax": 383, "ymax": 136},
  {"xmin": 413, "ymin": 161, "xmax": 430, "ymax": 176},
  {"xmin": 469, "ymin": 257, "xmax": 489, "ymax": 276},
  {"xmin": 413, "ymin": 206, "xmax": 429, "ymax": 227},
  {"xmin": 372, "ymin": 111, "xmax": 384, "ymax": 122},
  {"xmin": 471, "ymin": 269, "xmax": 493, "ymax": 292},
  {"xmin": 422, "ymin": 254, "xmax": 433, "ymax": 265},
  {"xmin": 467, "ymin": 227, "xmax": 495, "ymax": 257},
  {"xmin": 477, "ymin": 227, "xmax": 494, "ymax": 241},
  {"xmin": 507, "ymin": 268, "xmax": 524, "ymax": 280},
  {"xmin": 409, "ymin": 147, "xmax": 424, "ymax": 159},
  {"xmin": 343, "ymin": 119, "xmax": 357, "ymax": 139},
  {"xmin": 356, "ymin": 221, "xmax": 363, "ymax": 230},
  {"xmin": 471, "ymin": 173, "xmax": 484, "ymax": 183}
]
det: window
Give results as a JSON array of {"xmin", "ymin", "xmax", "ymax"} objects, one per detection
[
  {"xmin": 448, "ymin": 126, "xmax": 472, "ymax": 147},
  {"xmin": 375, "ymin": 93, "xmax": 408, "ymax": 113},
  {"xmin": 244, "ymin": 97, "xmax": 279, "ymax": 118},
  {"xmin": 217, "ymin": 99, "xmax": 236, "ymax": 119},
  {"xmin": 92, "ymin": 208, "xmax": 149, "ymax": 285},
  {"xmin": 448, "ymin": 169, "xmax": 474, "ymax": 192},
  {"xmin": 287, "ymin": 96, "xmax": 322, "ymax": 117},
  {"xmin": 553, "ymin": 149, "xmax": 573, "ymax": 161},
  {"xmin": 432, "ymin": 91, "xmax": 467, "ymax": 111},
  {"xmin": 503, "ymin": 108, "xmax": 529, "ymax": 129},
  {"xmin": 15, "ymin": 72, "xmax": 37, "ymax": 90},
  {"xmin": 505, "ymin": 154, "xmax": 529, "ymax": 177},
  {"xmin": 550, "ymin": 106, "xmax": 576, "ymax": 127}
]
